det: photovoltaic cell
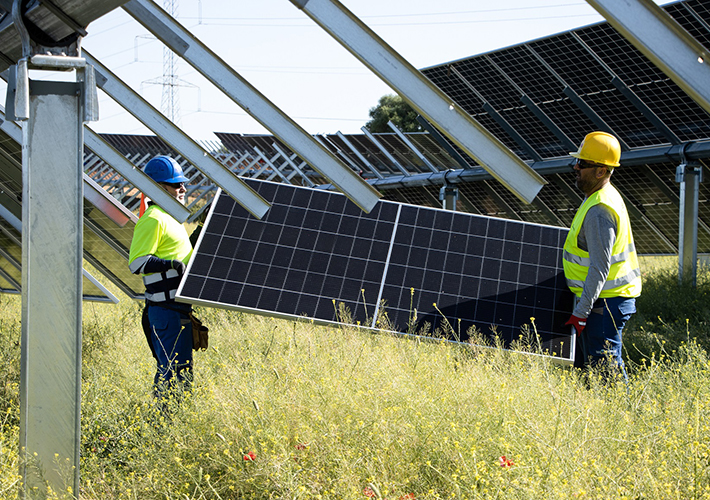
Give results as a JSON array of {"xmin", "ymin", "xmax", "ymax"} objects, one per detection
[
  {"xmin": 673, "ymin": 2, "xmax": 710, "ymax": 49},
  {"xmin": 178, "ymin": 180, "xmax": 574, "ymax": 361}
]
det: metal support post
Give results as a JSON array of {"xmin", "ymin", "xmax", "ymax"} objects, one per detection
[
  {"xmin": 676, "ymin": 147, "xmax": 703, "ymax": 286},
  {"xmin": 19, "ymin": 74, "xmax": 86, "ymax": 496},
  {"xmin": 439, "ymin": 170, "xmax": 458, "ymax": 211},
  {"xmin": 7, "ymin": 0, "xmax": 98, "ymax": 492},
  {"xmin": 24, "ymin": 78, "xmax": 91, "ymax": 491}
]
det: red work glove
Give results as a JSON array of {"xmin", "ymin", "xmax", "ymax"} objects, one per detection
[{"xmin": 565, "ymin": 314, "xmax": 587, "ymax": 336}]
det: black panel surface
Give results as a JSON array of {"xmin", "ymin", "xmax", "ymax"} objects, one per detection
[{"xmin": 179, "ymin": 181, "xmax": 574, "ymax": 361}]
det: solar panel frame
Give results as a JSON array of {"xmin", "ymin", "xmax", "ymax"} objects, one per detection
[
  {"xmin": 671, "ymin": 3, "xmax": 710, "ymax": 49},
  {"xmin": 445, "ymin": 57, "xmax": 556, "ymax": 162},
  {"xmin": 686, "ymin": 0, "xmax": 710, "ymax": 33},
  {"xmin": 342, "ymin": 134, "xmax": 401, "ymax": 176},
  {"xmin": 422, "ymin": 65, "xmax": 530, "ymax": 162}
]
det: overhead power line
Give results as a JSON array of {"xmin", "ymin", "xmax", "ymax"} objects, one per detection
[
  {"xmin": 180, "ymin": 3, "xmax": 586, "ymax": 21},
  {"xmin": 184, "ymin": 13, "xmax": 598, "ymax": 28}
]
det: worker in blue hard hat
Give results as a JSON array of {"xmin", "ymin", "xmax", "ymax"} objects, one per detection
[
  {"xmin": 129, "ymin": 155, "xmax": 197, "ymax": 403},
  {"xmin": 563, "ymin": 132, "xmax": 642, "ymax": 382}
]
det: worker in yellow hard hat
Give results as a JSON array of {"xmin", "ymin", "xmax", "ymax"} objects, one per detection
[{"xmin": 562, "ymin": 131, "xmax": 642, "ymax": 380}]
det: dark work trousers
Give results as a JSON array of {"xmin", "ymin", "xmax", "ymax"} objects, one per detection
[
  {"xmin": 143, "ymin": 301, "xmax": 193, "ymax": 398},
  {"xmin": 574, "ymin": 296, "xmax": 636, "ymax": 382}
]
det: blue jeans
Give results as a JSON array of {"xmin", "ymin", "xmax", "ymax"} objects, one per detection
[
  {"xmin": 575, "ymin": 297, "xmax": 636, "ymax": 381},
  {"xmin": 146, "ymin": 303, "xmax": 193, "ymax": 397}
]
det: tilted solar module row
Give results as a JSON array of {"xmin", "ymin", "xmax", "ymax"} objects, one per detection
[
  {"xmin": 421, "ymin": 0, "xmax": 710, "ymax": 158},
  {"xmin": 0, "ymin": 127, "xmax": 144, "ymax": 300}
]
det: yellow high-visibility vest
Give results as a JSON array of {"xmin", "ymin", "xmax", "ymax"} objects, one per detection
[
  {"xmin": 129, "ymin": 204, "xmax": 192, "ymax": 266},
  {"xmin": 563, "ymin": 184, "xmax": 641, "ymax": 298},
  {"xmin": 129, "ymin": 204, "xmax": 193, "ymax": 302}
]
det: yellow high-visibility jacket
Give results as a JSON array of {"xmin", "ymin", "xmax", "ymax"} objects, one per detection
[
  {"xmin": 563, "ymin": 183, "xmax": 641, "ymax": 298},
  {"xmin": 129, "ymin": 204, "xmax": 192, "ymax": 302}
]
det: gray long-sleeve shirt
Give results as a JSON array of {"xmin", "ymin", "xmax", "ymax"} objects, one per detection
[{"xmin": 572, "ymin": 203, "xmax": 617, "ymax": 318}]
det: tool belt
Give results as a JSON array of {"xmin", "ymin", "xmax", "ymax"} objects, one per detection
[
  {"xmin": 143, "ymin": 301, "xmax": 209, "ymax": 353},
  {"xmin": 190, "ymin": 313, "xmax": 209, "ymax": 351}
]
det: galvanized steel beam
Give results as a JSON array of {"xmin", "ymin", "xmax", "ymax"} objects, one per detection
[
  {"xmin": 336, "ymin": 131, "xmax": 383, "ymax": 180},
  {"xmin": 253, "ymin": 147, "xmax": 290, "ymax": 183},
  {"xmin": 81, "ymin": 134, "xmax": 188, "ymax": 222},
  {"xmin": 415, "ymin": 116, "xmax": 471, "ymax": 170},
  {"xmin": 272, "ymin": 143, "xmax": 316, "ymax": 187},
  {"xmin": 481, "ymin": 101, "xmax": 543, "ymax": 163},
  {"xmin": 0, "ymin": 104, "xmax": 190, "ymax": 222},
  {"xmin": 387, "ymin": 121, "xmax": 439, "ymax": 173},
  {"xmin": 83, "ymin": 51, "xmax": 271, "ymax": 220},
  {"xmin": 360, "ymin": 140, "xmax": 710, "ymax": 192},
  {"xmin": 360, "ymin": 127, "xmax": 411, "ymax": 177},
  {"xmin": 585, "ymin": 0, "xmax": 710, "ymax": 115},
  {"xmin": 19, "ymin": 77, "xmax": 84, "ymax": 496},
  {"xmin": 315, "ymin": 134, "xmax": 366, "ymax": 177},
  {"xmin": 122, "ymin": 0, "xmax": 380, "ymax": 213},
  {"xmin": 289, "ymin": 0, "xmax": 546, "ymax": 204}
]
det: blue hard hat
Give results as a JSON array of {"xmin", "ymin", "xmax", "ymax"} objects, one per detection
[{"xmin": 144, "ymin": 155, "xmax": 188, "ymax": 184}]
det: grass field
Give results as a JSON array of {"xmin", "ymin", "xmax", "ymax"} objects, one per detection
[{"xmin": 2, "ymin": 257, "xmax": 710, "ymax": 499}]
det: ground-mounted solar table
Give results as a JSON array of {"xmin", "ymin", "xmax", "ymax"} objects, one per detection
[{"xmin": 178, "ymin": 179, "xmax": 575, "ymax": 362}]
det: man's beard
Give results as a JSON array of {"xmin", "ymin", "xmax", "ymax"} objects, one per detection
[{"xmin": 575, "ymin": 173, "xmax": 596, "ymax": 193}]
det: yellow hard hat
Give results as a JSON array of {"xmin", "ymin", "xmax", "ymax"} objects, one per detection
[{"xmin": 569, "ymin": 131, "xmax": 621, "ymax": 167}]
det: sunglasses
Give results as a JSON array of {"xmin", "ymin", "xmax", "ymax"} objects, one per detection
[
  {"xmin": 162, "ymin": 182, "xmax": 186, "ymax": 189},
  {"xmin": 573, "ymin": 159, "xmax": 600, "ymax": 170}
]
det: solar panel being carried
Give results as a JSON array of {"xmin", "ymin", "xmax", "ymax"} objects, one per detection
[{"xmin": 177, "ymin": 179, "xmax": 575, "ymax": 362}]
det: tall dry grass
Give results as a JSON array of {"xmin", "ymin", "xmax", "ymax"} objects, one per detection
[{"xmin": 1, "ymin": 258, "xmax": 710, "ymax": 499}]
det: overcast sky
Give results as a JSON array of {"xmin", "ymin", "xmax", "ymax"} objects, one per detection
[{"xmin": 76, "ymin": 0, "xmax": 665, "ymax": 142}]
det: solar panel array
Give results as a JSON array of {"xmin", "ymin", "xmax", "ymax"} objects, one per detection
[
  {"xmin": 215, "ymin": 128, "xmax": 710, "ymax": 256},
  {"xmin": 421, "ymin": 3, "xmax": 710, "ymax": 157},
  {"xmin": 204, "ymin": 0, "xmax": 710, "ymax": 255},
  {"xmin": 57, "ymin": 0, "xmax": 710, "ymax": 307},
  {"xmin": 178, "ymin": 180, "xmax": 574, "ymax": 361},
  {"xmin": 0, "ymin": 217, "xmax": 118, "ymax": 301}
]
